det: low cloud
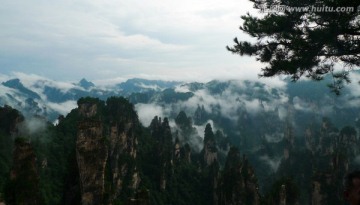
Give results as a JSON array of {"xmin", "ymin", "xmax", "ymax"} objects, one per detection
[
  {"xmin": 174, "ymin": 85, "xmax": 192, "ymax": 93},
  {"xmin": 292, "ymin": 96, "xmax": 312, "ymax": 112},
  {"xmin": 47, "ymin": 100, "xmax": 77, "ymax": 116},
  {"xmin": 354, "ymin": 155, "xmax": 360, "ymax": 165},
  {"xmin": 135, "ymin": 103, "xmax": 165, "ymax": 126},
  {"xmin": 193, "ymin": 119, "xmax": 215, "ymax": 139},
  {"xmin": 259, "ymin": 155, "xmax": 283, "ymax": 173},
  {"xmin": 277, "ymin": 106, "xmax": 287, "ymax": 121},
  {"xmin": 264, "ymin": 133, "xmax": 284, "ymax": 143},
  {"xmin": 18, "ymin": 117, "xmax": 47, "ymax": 136},
  {"xmin": 174, "ymin": 80, "xmax": 288, "ymax": 122},
  {"xmin": 346, "ymin": 72, "xmax": 360, "ymax": 98},
  {"xmin": 7, "ymin": 72, "xmax": 85, "ymax": 96},
  {"xmin": 136, "ymin": 83, "xmax": 161, "ymax": 91}
]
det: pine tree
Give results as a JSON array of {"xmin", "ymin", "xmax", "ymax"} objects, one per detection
[{"xmin": 228, "ymin": 0, "xmax": 359, "ymax": 94}]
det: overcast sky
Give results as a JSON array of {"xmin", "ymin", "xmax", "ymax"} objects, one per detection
[{"xmin": 0, "ymin": 0, "xmax": 265, "ymax": 83}]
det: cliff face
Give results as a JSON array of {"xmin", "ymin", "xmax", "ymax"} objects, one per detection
[
  {"xmin": 0, "ymin": 105, "xmax": 24, "ymax": 198},
  {"xmin": 218, "ymin": 147, "xmax": 260, "ymax": 205},
  {"xmin": 203, "ymin": 140, "xmax": 218, "ymax": 166},
  {"xmin": 273, "ymin": 118, "xmax": 358, "ymax": 205},
  {"xmin": 0, "ymin": 105, "xmax": 24, "ymax": 135},
  {"xmin": 202, "ymin": 123, "xmax": 218, "ymax": 167},
  {"xmin": 76, "ymin": 97, "xmax": 140, "ymax": 205},
  {"xmin": 77, "ymin": 119, "xmax": 107, "ymax": 205},
  {"xmin": 308, "ymin": 123, "xmax": 356, "ymax": 205},
  {"xmin": 311, "ymin": 181, "xmax": 322, "ymax": 205},
  {"xmin": 5, "ymin": 139, "xmax": 42, "ymax": 205},
  {"xmin": 279, "ymin": 184, "xmax": 286, "ymax": 205},
  {"xmin": 77, "ymin": 101, "xmax": 107, "ymax": 205},
  {"xmin": 150, "ymin": 116, "xmax": 172, "ymax": 191},
  {"xmin": 107, "ymin": 121, "xmax": 140, "ymax": 201}
]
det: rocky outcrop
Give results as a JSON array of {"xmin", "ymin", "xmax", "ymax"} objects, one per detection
[
  {"xmin": 0, "ymin": 105, "xmax": 24, "ymax": 135},
  {"xmin": 76, "ymin": 97, "xmax": 140, "ymax": 205},
  {"xmin": 149, "ymin": 116, "xmax": 173, "ymax": 191},
  {"xmin": 183, "ymin": 143, "xmax": 192, "ymax": 163},
  {"xmin": 0, "ymin": 105, "xmax": 24, "ymax": 199},
  {"xmin": 279, "ymin": 184, "xmax": 286, "ymax": 205},
  {"xmin": 76, "ymin": 100, "xmax": 107, "ymax": 205},
  {"xmin": 307, "ymin": 122, "xmax": 355, "ymax": 205},
  {"xmin": 174, "ymin": 137, "xmax": 181, "ymax": 160},
  {"xmin": 218, "ymin": 147, "xmax": 260, "ymax": 205},
  {"xmin": 108, "ymin": 121, "xmax": 139, "ymax": 200},
  {"xmin": 204, "ymin": 147, "xmax": 218, "ymax": 166},
  {"xmin": 310, "ymin": 172, "xmax": 338, "ymax": 205},
  {"xmin": 78, "ymin": 102, "xmax": 98, "ymax": 118},
  {"xmin": 202, "ymin": 123, "xmax": 218, "ymax": 167},
  {"xmin": 311, "ymin": 181, "xmax": 322, "ymax": 205},
  {"xmin": 304, "ymin": 127, "xmax": 317, "ymax": 154},
  {"xmin": 5, "ymin": 138, "xmax": 42, "ymax": 205},
  {"xmin": 125, "ymin": 189, "xmax": 150, "ymax": 205},
  {"xmin": 77, "ymin": 119, "xmax": 107, "ymax": 205}
]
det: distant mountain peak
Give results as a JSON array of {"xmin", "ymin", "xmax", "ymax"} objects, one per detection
[
  {"xmin": 78, "ymin": 78, "xmax": 95, "ymax": 89},
  {"xmin": 2, "ymin": 78, "xmax": 21, "ymax": 86},
  {"xmin": 2, "ymin": 78, "xmax": 41, "ymax": 99},
  {"xmin": 116, "ymin": 78, "xmax": 182, "ymax": 95}
]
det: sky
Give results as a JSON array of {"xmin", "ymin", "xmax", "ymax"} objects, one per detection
[{"xmin": 0, "ymin": 0, "xmax": 264, "ymax": 83}]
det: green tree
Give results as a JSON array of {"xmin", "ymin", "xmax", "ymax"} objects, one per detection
[
  {"xmin": 204, "ymin": 123, "xmax": 215, "ymax": 144},
  {"xmin": 4, "ymin": 138, "xmax": 44, "ymax": 205},
  {"xmin": 175, "ymin": 111, "xmax": 192, "ymax": 130},
  {"xmin": 227, "ymin": 0, "xmax": 359, "ymax": 94}
]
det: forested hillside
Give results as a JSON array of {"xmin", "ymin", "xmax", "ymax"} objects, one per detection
[{"xmin": 0, "ymin": 95, "xmax": 358, "ymax": 205}]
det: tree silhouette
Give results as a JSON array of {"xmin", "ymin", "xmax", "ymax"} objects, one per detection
[{"xmin": 228, "ymin": 0, "xmax": 359, "ymax": 94}]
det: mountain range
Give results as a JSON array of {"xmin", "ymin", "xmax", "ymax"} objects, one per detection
[
  {"xmin": 0, "ymin": 76, "xmax": 182, "ymax": 121},
  {"xmin": 2, "ymin": 73, "xmax": 360, "ymax": 155},
  {"xmin": 1, "ymin": 73, "xmax": 360, "ymax": 204},
  {"xmin": 1, "ymin": 73, "xmax": 360, "ymax": 128}
]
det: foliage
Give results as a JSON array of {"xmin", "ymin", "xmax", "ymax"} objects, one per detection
[
  {"xmin": 204, "ymin": 123, "xmax": 215, "ymax": 144},
  {"xmin": 1, "ymin": 95, "xmax": 359, "ymax": 205},
  {"xmin": 4, "ymin": 137, "xmax": 44, "ymax": 205},
  {"xmin": 0, "ymin": 105, "xmax": 23, "ymax": 195},
  {"xmin": 228, "ymin": 0, "xmax": 360, "ymax": 94},
  {"xmin": 175, "ymin": 111, "xmax": 192, "ymax": 131}
]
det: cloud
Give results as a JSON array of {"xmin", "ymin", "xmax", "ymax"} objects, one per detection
[
  {"xmin": 102, "ymin": 32, "xmax": 190, "ymax": 51},
  {"xmin": 347, "ymin": 72, "xmax": 360, "ymax": 96},
  {"xmin": 135, "ymin": 83, "xmax": 161, "ymax": 91},
  {"xmin": 93, "ymin": 76, "xmax": 127, "ymax": 87},
  {"xmin": 292, "ymin": 97, "xmax": 312, "ymax": 112},
  {"xmin": 171, "ymin": 121, "xmax": 204, "ymax": 153},
  {"xmin": 259, "ymin": 155, "xmax": 283, "ymax": 173},
  {"xmin": 173, "ymin": 80, "xmax": 288, "ymax": 122},
  {"xmin": 174, "ymin": 85, "xmax": 192, "ymax": 93},
  {"xmin": 0, "ymin": 0, "xmax": 259, "ymax": 82},
  {"xmin": 264, "ymin": 133, "xmax": 284, "ymax": 143},
  {"xmin": 277, "ymin": 106, "xmax": 287, "ymax": 120},
  {"xmin": 135, "ymin": 103, "xmax": 165, "ymax": 126},
  {"xmin": 18, "ymin": 117, "xmax": 47, "ymax": 136},
  {"xmin": 354, "ymin": 155, "xmax": 360, "ymax": 165},
  {"xmin": 193, "ymin": 119, "xmax": 215, "ymax": 139},
  {"xmin": 0, "ymin": 85, "xmax": 24, "ymax": 110},
  {"xmin": 47, "ymin": 100, "xmax": 77, "ymax": 116},
  {"xmin": 1, "ymin": 72, "xmax": 87, "ymax": 103},
  {"xmin": 11, "ymin": 72, "xmax": 81, "ymax": 93}
]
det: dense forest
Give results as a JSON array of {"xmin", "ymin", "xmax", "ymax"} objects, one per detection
[{"xmin": 0, "ymin": 95, "xmax": 358, "ymax": 205}]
